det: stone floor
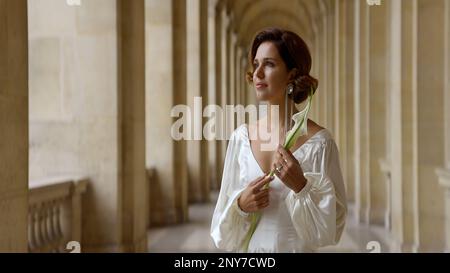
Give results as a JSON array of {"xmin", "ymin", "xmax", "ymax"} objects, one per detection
[{"xmin": 147, "ymin": 192, "xmax": 392, "ymax": 253}]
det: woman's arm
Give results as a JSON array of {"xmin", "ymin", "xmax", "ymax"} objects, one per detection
[
  {"xmin": 210, "ymin": 129, "xmax": 253, "ymax": 251},
  {"xmin": 284, "ymin": 139, "xmax": 347, "ymax": 248}
]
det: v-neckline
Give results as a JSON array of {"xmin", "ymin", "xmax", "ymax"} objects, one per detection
[{"xmin": 244, "ymin": 124, "xmax": 326, "ymax": 175}]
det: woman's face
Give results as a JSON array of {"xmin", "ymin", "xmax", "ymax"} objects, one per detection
[{"xmin": 252, "ymin": 41, "xmax": 293, "ymax": 103}]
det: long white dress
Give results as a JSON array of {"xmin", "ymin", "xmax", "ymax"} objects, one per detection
[{"xmin": 210, "ymin": 124, "xmax": 347, "ymax": 252}]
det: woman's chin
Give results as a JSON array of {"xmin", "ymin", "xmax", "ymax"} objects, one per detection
[{"xmin": 256, "ymin": 90, "xmax": 271, "ymax": 101}]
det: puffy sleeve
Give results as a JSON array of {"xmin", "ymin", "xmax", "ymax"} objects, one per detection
[
  {"xmin": 285, "ymin": 139, "xmax": 347, "ymax": 249},
  {"xmin": 210, "ymin": 128, "xmax": 251, "ymax": 251}
]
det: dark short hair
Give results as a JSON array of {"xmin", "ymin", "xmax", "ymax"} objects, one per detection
[{"xmin": 247, "ymin": 27, "xmax": 318, "ymax": 104}]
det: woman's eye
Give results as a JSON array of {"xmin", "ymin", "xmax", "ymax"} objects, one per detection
[{"xmin": 265, "ymin": 62, "xmax": 274, "ymax": 67}]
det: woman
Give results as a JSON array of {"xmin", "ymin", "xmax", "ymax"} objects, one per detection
[{"xmin": 210, "ymin": 28, "xmax": 347, "ymax": 252}]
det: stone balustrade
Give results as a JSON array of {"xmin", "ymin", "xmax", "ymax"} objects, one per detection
[{"xmin": 28, "ymin": 177, "xmax": 87, "ymax": 253}]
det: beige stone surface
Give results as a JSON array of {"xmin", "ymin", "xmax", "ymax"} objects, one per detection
[
  {"xmin": 146, "ymin": 0, "xmax": 189, "ymax": 225},
  {"xmin": 368, "ymin": 2, "xmax": 388, "ymax": 226},
  {"xmin": 415, "ymin": 0, "xmax": 446, "ymax": 251},
  {"xmin": 0, "ymin": 0, "xmax": 28, "ymax": 252},
  {"xmin": 28, "ymin": 0, "xmax": 121, "ymax": 251}
]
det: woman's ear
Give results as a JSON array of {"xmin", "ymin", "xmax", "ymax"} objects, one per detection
[{"xmin": 288, "ymin": 68, "xmax": 298, "ymax": 82}]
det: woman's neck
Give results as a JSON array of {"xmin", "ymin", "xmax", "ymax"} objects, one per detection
[{"xmin": 264, "ymin": 99, "xmax": 298, "ymax": 132}]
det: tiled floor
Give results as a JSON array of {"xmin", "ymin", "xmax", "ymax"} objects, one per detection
[{"xmin": 147, "ymin": 192, "xmax": 392, "ymax": 253}]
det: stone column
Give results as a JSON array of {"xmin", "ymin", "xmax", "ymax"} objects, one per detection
[
  {"xmin": 146, "ymin": 0, "xmax": 188, "ymax": 225},
  {"xmin": 206, "ymin": 0, "xmax": 218, "ymax": 190},
  {"xmin": 436, "ymin": 0, "xmax": 450, "ymax": 252},
  {"xmin": 172, "ymin": 0, "xmax": 188, "ymax": 223},
  {"xmin": 335, "ymin": 0, "xmax": 348, "ymax": 196},
  {"xmin": 387, "ymin": 0, "xmax": 419, "ymax": 252},
  {"xmin": 236, "ymin": 46, "xmax": 242, "ymax": 107},
  {"xmin": 240, "ymin": 50, "xmax": 248, "ymax": 106},
  {"xmin": 318, "ymin": 18, "xmax": 326, "ymax": 126},
  {"xmin": 220, "ymin": 7, "xmax": 229, "ymax": 169},
  {"xmin": 416, "ymin": 0, "xmax": 446, "ymax": 252},
  {"xmin": 213, "ymin": 1, "xmax": 223, "ymax": 190},
  {"xmin": 228, "ymin": 32, "xmax": 236, "ymax": 107},
  {"xmin": 207, "ymin": 0, "xmax": 218, "ymax": 191},
  {"xmin": 326, "ymin": 3, "xmax": 335, "ymax": 135},
  {"xmin": 344, "ymin": 0, "xmax": 355, "ymax": 204},
  {"xmin": 117, "ymin": 0, "xmax": 147, "ymax": 252},
  {"xmin": 368, "ymin": 2, "xmax": 388, "ymax": 226},
  {"xmin": 186, "ymin": 0, "xmax": 209, "ymax": 203},
  {"xmin": 199, "ymin": 0, "xmax": 210, "ymax": 201},
  {"xmin": 311, "ymin": 28, "xmax": 320, "ymax": 121},
  {"xmin": 0, "ymin": 0, "xmax": 28, "ymax": 252},
  {"xmin": 354, "ymin": 0, "xmax": 371, "ymax": 224}
]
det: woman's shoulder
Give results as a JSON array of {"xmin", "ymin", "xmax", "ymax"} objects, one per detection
[
  {"xmin": 305, "ymin": 120, "xmax": 335, "ymax": 145},
  {"xmin": 229, "ymin": 123, "xmax": 249, "ymax": 141}
]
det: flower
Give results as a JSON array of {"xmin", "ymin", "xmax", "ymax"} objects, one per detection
[{"xmin": 241, "ymin": 88, "xmax": 314, "ymax": 252}]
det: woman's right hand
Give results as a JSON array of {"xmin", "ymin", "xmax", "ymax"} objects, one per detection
[{"xmin": 238, "ymin": 175, "xmax": 274, "ymax": 213}]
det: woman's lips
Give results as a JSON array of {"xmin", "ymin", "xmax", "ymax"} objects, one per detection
[{"xmin": 255, "ymin": 83, "xmax": 268, "ymax": 90}]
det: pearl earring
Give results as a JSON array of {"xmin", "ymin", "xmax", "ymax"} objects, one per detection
[{"xmin": 287, "ymin": 83, "xmax": 294, "ymax": 95}]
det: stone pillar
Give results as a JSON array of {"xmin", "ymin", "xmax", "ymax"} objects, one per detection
[
  {"xmin": 318, "ymin": 18, "xmax": 326, "ymax": 126},
  {"xmin": 207, "ymin": 0, "xmax": 218, "ymax": 191},
  {"xmin": 213, "ymin": 1, "xmax": 223, "ymax": 191},
  {"xmin": 368, "ymin": 2, "xmax": 388, "ymax": 226},
  {"xmin": 240, "ymin": 50, "xmax": 248, "ymax": 106},
  {"xmin": 173, "ymin": 0, "xmax": 188, "ymax": 223},
  {"xmin": 186, "ymin": 0, "xmax": 209, "ymax": 203},
  {"xmin": 117, "ymin": 0, "xmax": 147, "ymax": 252},
  {"xmin": 220, "ymin": 7, "xmax": 229, "ymax": 169},
  {"xmin": 435, "ymin": 0, "xmax": 450, "ymax": 252},
  {"xmin": 446, "ymin": 0, "xmax": 450, "ymax": 171},
  {"xmin": 416, "ymin": 0, "xmax": 446, "ymax": 252},
  {"xmin": 236, "ymin": 46, "xmax": 242, "ymax": 107},
  {"xmin": 335, "ymin": 0, "xmax": 348, "ymax": 197},
  {"xmin": 326, "ymin": 3, "xmax": 335, "ymax": 135},
  {"xmin": 199, "ymin": 0, "xmax": 210, "ymax": 201},
  {"xmin": 229, "ymin": 32, "xmax": 236, "ymax": 106},
  {"xmin": 245, "ymin": 53, "xmax": 257, "ymax": 107},
  {"xmin": 387, "ymin": 0, "xmax": 419, "ymax": 252},
  {"xmin": 0, "ymin": 0, "xmax": 28, "ymax": 252},
  {"xmin": 354, "ymin": 0, "xmax": 371, "ymax": 224},
  {"xmin": 311, "ymin": 29, "xmax": 320, "ymax": 121},
  {"xmin": 146, "ymin": 0, "xmax": 188, "ymax": 225},
  {"xmin": 344, "ymin": 0, "xmax": 355, "ymax": 204}
]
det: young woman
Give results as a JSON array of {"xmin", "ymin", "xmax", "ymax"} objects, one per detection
[{"xmin": 210, "ymin": 28, "xmax": 347, "ymax": 252}]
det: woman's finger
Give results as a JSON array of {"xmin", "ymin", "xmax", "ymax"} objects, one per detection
[
  {"xmin": 278, "ymin": 157, "xmax": 289, "ymax": 169},
  {"xmin": 277, "ymin": 145, "xmax": 296, "ymax": 162},
  {"xmin": 252, "ymin": 175, "xmax": 273, "ymax": 193},
  {"xmin": 249, "ymin": 174, "xmax": 267, "ymax": 186},
  {"xmin": 259, "ymin": 200, "xmax": 270, "ymax": 209},
  {"xmin": 254, "ymin": 189, "xmax": 269, "ymax": 201}
]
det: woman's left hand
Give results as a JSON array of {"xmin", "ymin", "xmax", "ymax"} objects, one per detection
[{"xmin": 272, "ymin": 144, "xmax": 307, "ymax": 193}]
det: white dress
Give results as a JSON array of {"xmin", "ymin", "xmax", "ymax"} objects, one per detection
[{"xmin": 210, "ymin": 124, "xmax": 347, "ymax": 252}]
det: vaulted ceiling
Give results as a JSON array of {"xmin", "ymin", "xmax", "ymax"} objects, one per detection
[{"xmin": 217, "ymin": 0, "xmax": 332, "ymax": 48}]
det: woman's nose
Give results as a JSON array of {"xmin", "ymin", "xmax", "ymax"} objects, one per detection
[{"xmin": 254, "ymin": 66, "xmax": 264, "ymax": 80}]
